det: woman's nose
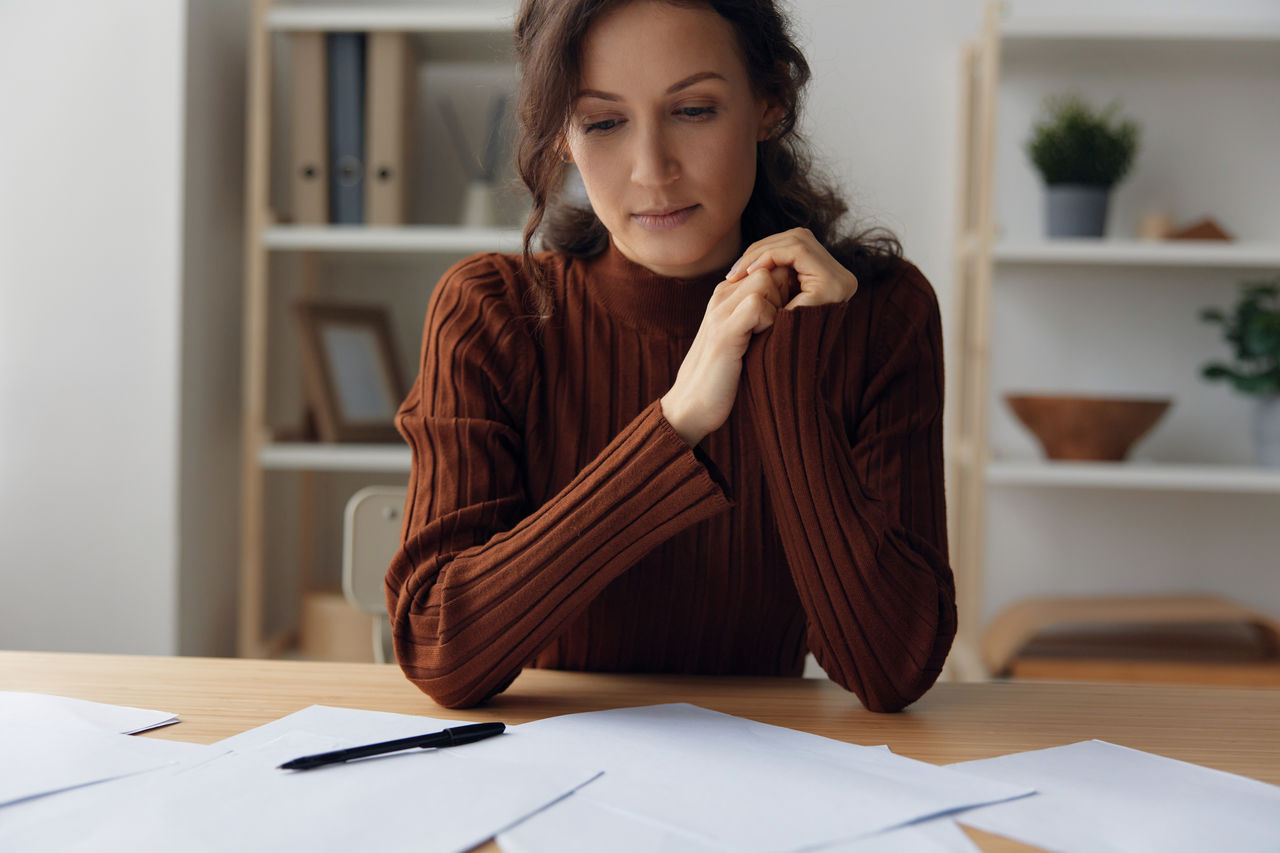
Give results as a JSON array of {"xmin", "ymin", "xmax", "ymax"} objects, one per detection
[{"xmin": 630, "ymin": 124, "xmax": 679, "ymax": 188}]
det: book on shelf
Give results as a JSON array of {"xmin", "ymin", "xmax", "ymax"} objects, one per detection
[
  {"xmin": 288, "ymin": 32, "xmax": 328, "ymax": 224},
  {"xmin": 327, "ymin": 32, "xmax": 366, "ymax": 224},
  {"xmin": 365, "ymin": 31, "xmax": 416, "ymax": 225}
]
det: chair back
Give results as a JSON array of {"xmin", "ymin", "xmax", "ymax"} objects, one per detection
[{"xmin": 342, "ymin": 485, "xmax": 407, "ymax": 663}]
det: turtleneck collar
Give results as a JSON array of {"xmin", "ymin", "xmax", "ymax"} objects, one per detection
[{"xmin": 583, "ymin": 234, "xmax": 735, "ymax": 337}]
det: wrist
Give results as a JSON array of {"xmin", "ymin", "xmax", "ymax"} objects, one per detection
[{"xmin": 659, "ymin": 393, "xmax": 705, "ymax": 447}]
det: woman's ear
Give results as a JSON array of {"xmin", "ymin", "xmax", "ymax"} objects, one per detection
[{"xmin": 756, "ymin": 100, "xmax": 787, "ymax": 141}]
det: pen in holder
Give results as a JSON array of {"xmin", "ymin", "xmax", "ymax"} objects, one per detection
[{"xmin": 439, "ymin": 92, "xmax": 509, "ymax": 228}]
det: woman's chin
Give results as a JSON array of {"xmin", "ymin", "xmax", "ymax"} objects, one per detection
[{"xmin": 622, "ymin": 228, "xmax": 730, "ymax": 278}]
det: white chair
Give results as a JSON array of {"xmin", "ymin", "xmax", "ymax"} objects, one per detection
[{"xmin": 342, "ymin": 485, "xmax": 407, "ymax": 664}]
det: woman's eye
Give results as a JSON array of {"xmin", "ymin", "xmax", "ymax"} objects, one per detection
[{"xmin": 581, "ymin": 106, "xmax": 715, "ymax": 135}]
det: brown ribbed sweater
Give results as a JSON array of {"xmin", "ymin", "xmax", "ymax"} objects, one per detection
[{"xmin": 386, "ymin": 236, "xmax": 955, "ymax": 712}]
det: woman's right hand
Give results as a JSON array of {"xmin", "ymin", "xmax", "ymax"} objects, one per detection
[{"xmin": 660, "ymin": 266, "xmax": 793, "ymax": 446}]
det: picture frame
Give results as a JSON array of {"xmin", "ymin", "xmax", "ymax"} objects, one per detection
[{"xmin": 293, "ymin": 301, "xmax": 407, "ymax": 443}]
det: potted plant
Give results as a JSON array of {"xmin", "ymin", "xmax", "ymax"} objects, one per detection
[
  {"xmin": 1200, "ymin": 276, "xmax": 1280, "ymax": 467},
  {"xmin": 1024, "ymin": 94, "xmax": 1140, "ymax": 238}
]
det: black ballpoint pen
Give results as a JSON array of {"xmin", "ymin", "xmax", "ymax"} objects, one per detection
[{"xmin": 278, "ymin": 722, "xmax": 506, "ymax": 771}]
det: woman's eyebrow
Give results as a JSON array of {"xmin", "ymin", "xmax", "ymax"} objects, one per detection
[{"xmin": 575, "ymin": 71, "xmax": 728, "ymax": 103}]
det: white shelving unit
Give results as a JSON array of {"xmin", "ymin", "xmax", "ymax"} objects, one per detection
[
  {"xmin": 993, "ymin": 239, "xmax": 1280, "ymax": 269},
  {"xmin": 949, "ymin": 3, "xmax": 1280, "ymax": 678},
  {"xmin": 263, "ymin": 224, "xmax": 523, "ymax": 253},
  {"xmin": 259, "ymin": 442, "xmax": 413, "ymax": 473},
  {"xmin": 997, "ymin": 17, "xmax": 1280, "ymax": 44},
  {"xmin": 265, "ymin": 4, "xmax": 513, "ymax": 32},
  {"xmin": 238, "ymin": 0, "xmax": 521, "ymax": 657},
  {"xmin": 986, "ymin": 460, "xmax": 1280, "ymax": 494}
]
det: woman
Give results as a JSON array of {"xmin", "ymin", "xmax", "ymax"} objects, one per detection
[{"xmin": 385, "ymin": 0, "xmax": 955, "ymax": 712}]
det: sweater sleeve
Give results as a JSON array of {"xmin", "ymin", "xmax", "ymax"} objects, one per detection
[
  {"xmin": 386, "ymin": 256, "xmax": 732, "ymax": 709},
  {"xmin": 741, "ymin": 263, "xmax": 956, "ymax": 712}
]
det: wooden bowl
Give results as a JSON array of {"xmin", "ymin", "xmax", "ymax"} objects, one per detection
[{"xmin": 1004, "ymin": 394, "xmax": 1172, "ymax": 461}]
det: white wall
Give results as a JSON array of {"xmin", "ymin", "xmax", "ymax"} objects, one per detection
[
  {"xmin": 0, "ymin": 2, "xmax": 187, "ymax": 653},
  {"xmin": 0, "ymin": 0, "xmax": 246, "ymax": 655}
]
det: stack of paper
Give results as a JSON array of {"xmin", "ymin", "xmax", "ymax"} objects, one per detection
[{"xmin": 6, "ymin": 693, "xmax": 1279, "ymax": 853}]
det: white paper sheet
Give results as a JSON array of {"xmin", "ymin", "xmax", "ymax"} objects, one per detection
[
  {"xmin": 952, "ymin": 739, "xmax": 1280, "ymax": 852},
  {"xmin": 35, "ymin": 728, "xmax": 598, "ymax": 853},
  {"xmin": 467, "ymin": 703, "xmax": 1031, "ymax": 853},
  {"xmin": 0, "ymin": 724, "xmax": 208, "ymax": 807},
  {"xmin": 498, "ymin": 793, "xmax": 732, "ymax": 853},
  {"xmin": 0, "ymin": 740, "xmax": 222, "ymax": 849},
  {"xmin": 498, "ymin": 795, "xmax": 982, "ymax": 853},
  {"xmin": 1, "ymin": 706, "xmax": 597, "ymax": 853},
  {"xmin": 0, "ymin": 691, "xmax": 177, "ymax": 734},
  {"xmin": 818, "ymin": 818, "xmax": 982, "ymax": 853},
  {"xmin": 211, "ymin": 703, "xmax": 474, "ymax": 752}
]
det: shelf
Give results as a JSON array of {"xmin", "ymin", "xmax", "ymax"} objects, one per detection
[
  {"xmin": 263, "ymin": 225, "xmax": 525, "ymax": 254},
  {"xmin": 987, "ymin": 460, "xmax": 1280, "ymax": 494},
  {"xmin": 260, "ymin": 442, "xmax": 411, "ymax": 473},
  {"xmin": 992, "ymin": 239, "xmax": 1280, "ymax": 270},
  {"xmin": 265, "ymin": 3, "xmax": 514, "ymax": 32},
  {"xmin": 999, "ymin": 16, "xmax": 1280, "ymax": 45}
]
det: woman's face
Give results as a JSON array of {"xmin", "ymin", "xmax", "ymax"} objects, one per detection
[{"xmin": 566, "ymin": 0, "xmax": 780, "ymax": 279}]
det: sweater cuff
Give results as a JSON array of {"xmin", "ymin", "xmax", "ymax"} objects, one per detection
[
  {"xmin": 647, "ymin": 399, "xmax": 734, "ymax": 510},
  {"xmin": 746, "ymin": 302, "xmax": 850, "ymax": 403},
  {"xmin": 548, "ymin": 399, "xmax": 735, "ymax": 558}
]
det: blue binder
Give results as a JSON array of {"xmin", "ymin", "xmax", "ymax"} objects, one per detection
[{"xmin": 327, "ymin": 33, "xmax": 366, "ymax": 224}]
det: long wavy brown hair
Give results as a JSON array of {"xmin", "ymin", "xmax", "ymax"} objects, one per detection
[{"xmin": 512, "ymin": 0, "xmax": 902, "ymax": 319}]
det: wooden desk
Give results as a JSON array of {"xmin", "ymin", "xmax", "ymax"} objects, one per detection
[{"xmin": 4, "ymin": 651, "xmax": 1279, "ymax": 852}]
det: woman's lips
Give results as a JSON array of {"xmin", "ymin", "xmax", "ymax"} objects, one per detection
[{"xmin": 633, "ymin": 205, "xmax": 699, "ymax": 232}]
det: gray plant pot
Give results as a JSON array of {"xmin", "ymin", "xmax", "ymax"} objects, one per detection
[
  {"xmin": 1254, "ymin": 394, "xmax": 1280, "ymax": 468},
  {"xmin": 1045, "ymin": 184, "xmax": 1111, "ymax": 238}
]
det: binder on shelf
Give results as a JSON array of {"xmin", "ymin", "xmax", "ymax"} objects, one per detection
[
  {"xmin": 365, "ymin": 32, "xmax": 416, "ymax": 226},
  {"xmin": 327, "ymin": 32, "xmax": 367, "ymax": 225},
  {"xmin": 289, "ymin": 32, "xmax": 328, "ymax": 224}
]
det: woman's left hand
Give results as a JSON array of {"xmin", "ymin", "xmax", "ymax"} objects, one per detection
[{"xmin": 725, "ymin": 227, "xmax": 858, "ymax": 310}]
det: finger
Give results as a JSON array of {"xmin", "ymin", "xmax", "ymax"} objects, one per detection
[
  {"xmin": 741, "ymin": 245, "xmax": 813, "ymax": 282},
  {"xmin": 729, "ymin": 267, "xmax": 785, "ymax": 309},
  {"xmin": 747, "ymin": 243, "xmax": 857, "ymax": 305},
  {"xmin": 783, "ymin": 290, "xmax": 826, "ymax": 311},
  {"xmin": 710, "ymin": 266, "xmax": 781, "ymax": 310},
  {"xmin": 727, "ymin": 258, "xmax": 798, "ymax": 305},
  {"xmin": 770, "ymin": 265, "xmax": 797, "ymax": 302},
  {"xmin": 725, "ymin": 235, "xmax": 789, "ymax": 281},
  {"xmin": 726, "ymin": 228, "xmax": 815, "ymax": 280},
  {"xmin": 728, "ymin": 291, "xmax": 778, "ymax": 336},
  {"xmin": 708, "ymin": 276, "xmax": 739, "ymax": 308}
]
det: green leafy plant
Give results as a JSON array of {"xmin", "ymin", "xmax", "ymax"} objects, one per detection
[
  {"xmin": 1025, "ymin": 94, "xmax": 1140, "ymax": 187},
  {"xmin": 1200, "ymin": 276, "xmax": 1280, "ymax": 397}
]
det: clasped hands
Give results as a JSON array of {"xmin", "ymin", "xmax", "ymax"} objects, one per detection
[{"xmin": 661, "ymin": 228, "xmax": 858, "ymax": 446}]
